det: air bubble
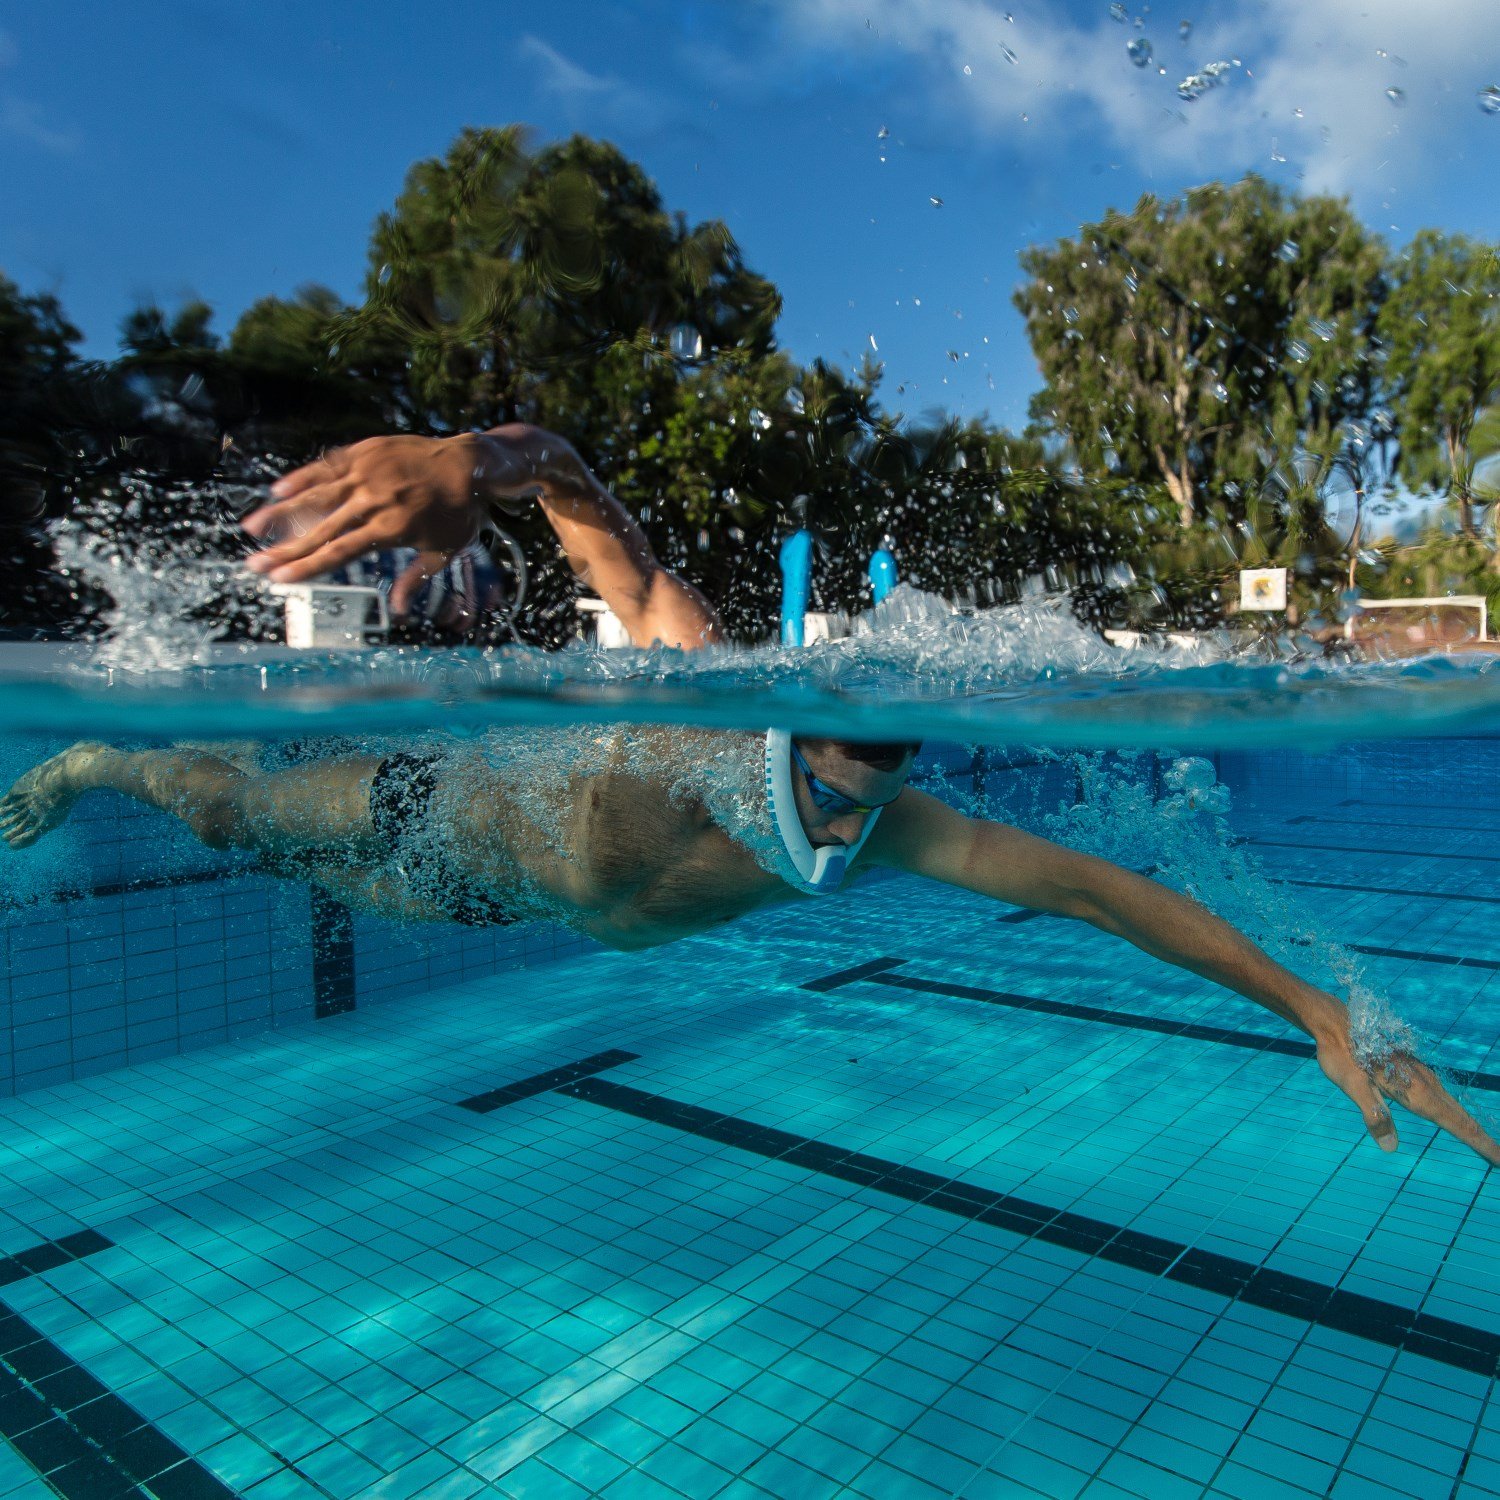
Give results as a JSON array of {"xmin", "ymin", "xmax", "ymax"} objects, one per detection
[{"xmin": 668, "ymin": 324, "xmax": 703, "ymax": 360}]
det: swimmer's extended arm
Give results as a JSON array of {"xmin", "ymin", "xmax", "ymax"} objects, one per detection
[
  {"xmin": 873, "ymin": 788, "xmax": 1500, "ymax": 1167},
  {"xmin": 242, "ymin": 427, "xmax": 723, "ymax": 650}
]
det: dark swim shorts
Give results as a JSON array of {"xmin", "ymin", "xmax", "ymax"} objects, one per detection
[{"xmin": 369, "ymin": 753, "xmax": 516, "ymax": 928}]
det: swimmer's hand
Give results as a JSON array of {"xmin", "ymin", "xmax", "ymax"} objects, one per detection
[
  {"xmin": 1315, "ymin": 1022, "xmax": 1500, "ymax": 1168},
  {"xmin": 241, "ymin": 428, "xmax": 576, "ymax": 608}
]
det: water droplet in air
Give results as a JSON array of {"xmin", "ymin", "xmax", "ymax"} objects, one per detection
[
  {"xmin": 877, "ymin": 124, "xmax": 890, "ymax": 138},
  {"xmin": 1480, "ymin": 85, "xmax": 1500, "ymax": 115},
  {"xmin": 1127, "ymin": 37, "xmax": 1153, "ymax": 67},
  {"xmin": 668, "ymin": 324, "xmax": 703, "ymax": 360},
  {"xmin": 1179, "ymin": 19, "xmax": 1192, "ymax": 40},
  {"xmin": 930, "ymin": 196, "xmax": 944, "ymax": 207},
  {"xmin": 1001, "ymin": 45, "xmax": 1018, "ymax": 63},
  {"xmin": 1287, "ymin": 339, "xmax": 1311, "ymax": 364},
  {"xmin": 1385, "ymin": 86, "xmax": 1405, "ymax": 106},
  {"xmin": 963, "ymin": 64, "xmax": 972, "ymax": 75},
  {"xmin": 1278, "ymin": 240, "xmax": 1300, "ymax": 265},
  {"xmin": 869, "ymin": 334, "xmax": 879, "ymax": 351},
  {"xmin": 1109, "ymin": 2, "xmax": 1128, "ymax": 19}
]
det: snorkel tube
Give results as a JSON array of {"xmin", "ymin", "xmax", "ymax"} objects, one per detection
[
  {"xmin": 764, "ymin": 729, "xmax": 881, "ymax": 894},
  {"xmin": 767, "ymin": 538, "xmax": 898, "ymax": 893},
  {"xmin": 779, "ymin": 530, "xmax": 812, "ymax": 647}
]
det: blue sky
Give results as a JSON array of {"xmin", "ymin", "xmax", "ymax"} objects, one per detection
[{"xmin": 2, "ymin": 0, "xmax": 1496, "ymax": 446}]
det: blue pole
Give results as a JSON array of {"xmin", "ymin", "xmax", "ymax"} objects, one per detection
[
  {"xmin": 868, "ymin": 548, "xmax": 898, "ymax": 605},
  {"xmin": 779, "ymin": 530, "xmax": 812, "ymax": 646}
]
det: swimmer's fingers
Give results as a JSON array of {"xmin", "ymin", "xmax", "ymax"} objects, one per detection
[
  {"xmin": 269, "ymin": 449, "xmax": 352, "ymax": 503},
  {"xmin": 245, "ymin": 470, "xmax": 359, "ymax": 535},
  {"xmin": 1371, "ymin": 1054, "xmax": 1500, "ymax": 1168},
  {"xmin": 245, "ymin": 494, "xmax": 383, "ymax": 580},
  {"xmin": 253, "ymin": 521, "xmax": 393, "ymax": 585},
  {"xmin": 1318, "ymin": 1041, "xmax": 1400, "ymax": 1152}
]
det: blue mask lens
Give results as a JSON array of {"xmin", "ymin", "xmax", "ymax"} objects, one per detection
[{"xmin": 791, "ymin": 744, "xmax": 875, "ymax": 816}]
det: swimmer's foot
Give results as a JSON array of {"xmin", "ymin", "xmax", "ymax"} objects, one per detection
[{"xmin": 0, "ymin": 742, "xmax": 114, "ymax": 849}]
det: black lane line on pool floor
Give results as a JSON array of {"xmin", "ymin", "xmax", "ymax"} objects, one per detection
[
  {"xmin": 1275, "ymin": 877, "xmax": 1500, "ymax": 908},
  {"xmin": 991, "ymin": 906, "xmax": 1500, "ymax": 971},
  {"xmin": 806, "ymin": 958, "xmax": 1500, "ymax": 1096},
  {"xmin": 1340, "ymin": 797, "xmax": 1500, "ymax": 814},
  {"xmin": 557, "ymin": 1075, "xmax": 1500, "ymax": 1379},
  {"xmin": 0, "ymin": 1231, "xmax": 237, "ymax": 1499},
  {"xmin": 1287, "ymin": 813, "xmax": 1500, "ymax": 835},
  {"xmin": 1248, "ymin": 838, "xmax": 1500, "ymax": 865},
  {"xmin": 310, "ymin": 888, "xmax": 356, "ymax": 1019},
  {"xmin": 456, "ymin": 1049, "xmax": 641, "ymax": 1113},
  {"xmin": 0, "ymin": 1049, "xmax": 647, "ymax": 1499}
]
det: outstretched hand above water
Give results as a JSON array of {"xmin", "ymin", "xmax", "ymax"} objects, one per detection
[
  {"xmin": 241, "ymin": 428, "xmax": 576, "ymax": 607},
  {"xmin": 1315, "ymin": 1018, "xmax": 1500, "ymax": 1168}
]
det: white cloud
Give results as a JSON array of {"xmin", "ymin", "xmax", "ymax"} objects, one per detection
[
  {"xmin": 518, "ymin": 35, "xmax": 619, "ymax": 99},
  {"xmin": 766, "ymin": 0, "xmax": 1499, "ymax": 202},
  {"xmin": 516, "ymin": 35, "xmax": 674, "ymax": 134},
  {"xmin": 0, "ymin": 95, "xmax": 78, "ymax": 154}
]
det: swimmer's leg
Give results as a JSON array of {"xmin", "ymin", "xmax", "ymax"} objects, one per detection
[{"xmin": 1, "ymin": 741, "xmax": 387, "ymax": 858}]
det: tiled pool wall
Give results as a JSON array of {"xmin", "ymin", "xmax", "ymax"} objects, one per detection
[
  {"xmin": 1215, "ymin": 737, "xmax": 1500, "ymax": 811},
  {"xmin": 1, "ymin": 735, "xmax": 1494, "ymax": 1102},
  {"xmin": 0, "ymin": 770, "xmax": 596, "ymax": 1100}
]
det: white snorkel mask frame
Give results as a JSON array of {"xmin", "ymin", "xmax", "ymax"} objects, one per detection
[{"xmin": 764, "ymin": 729, "xmax": 882, "ymax": 895}]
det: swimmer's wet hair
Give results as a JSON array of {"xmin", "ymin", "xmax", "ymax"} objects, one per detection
[{"xmin": 812, "ymin": 738, "xmax": 922, "ymax": 771}]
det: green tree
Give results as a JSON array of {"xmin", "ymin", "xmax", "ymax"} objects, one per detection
[
  {"xmin": 1378, "ymin": 230, "xmax": 1500, "ymax": 545},
  {"xmin": 335, "ymin": 126, "xmax": 780, "ymax": 435},
  {"xmin": 1015, "ymin": 176, "xmax": 1387, "ymax": 531},
  {"xmin": 0, "ymin": 271, "xmax": 82, "ymax": 524},
  {"xmin": 0, "ymin": 273, "xmax": 85, "ymax": 634}
]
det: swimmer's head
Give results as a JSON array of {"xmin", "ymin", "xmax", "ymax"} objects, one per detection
[{"xmin": 791, "ymin": 737, "xmax": 919, "ymax": 848}]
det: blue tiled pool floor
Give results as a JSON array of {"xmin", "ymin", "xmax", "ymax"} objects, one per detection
[{"xmin": 0, "ymin": 804, "xmax": 1499, "ymax": 1498}]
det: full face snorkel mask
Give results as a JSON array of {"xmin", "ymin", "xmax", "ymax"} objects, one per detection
[
  {"xmin": 766, "ymin": 533, "xmax": 897, "ymax": 893},
  {"xmin": 763, "ymin": 729, "xmax": 881, "ymax": 894}
]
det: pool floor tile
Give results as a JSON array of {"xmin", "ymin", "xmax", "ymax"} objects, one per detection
[{"xmin": 0, "ymin": 851, "xmax": 1494, "ymax": 1496}]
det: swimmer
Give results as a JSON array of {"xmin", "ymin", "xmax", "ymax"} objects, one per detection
[{"xmin": 5, "ymin": 424, "xmax": 1498, "ymax": 1168}]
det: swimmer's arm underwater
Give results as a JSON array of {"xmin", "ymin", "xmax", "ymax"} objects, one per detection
[
  {"xmin": 242, "ymin": 427, "xmax": 723, "ymax": 650},
  {"xmin": 872, "ymin": 788, "xmax": 1500, "ymax": 1167}
]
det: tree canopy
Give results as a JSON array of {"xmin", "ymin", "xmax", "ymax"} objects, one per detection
[
  {"xmin": 1015, "ymin": 176, "xmax": 1388, "ymax": 536},
  {"xmin": 1, "ymin": 132, "xmax": 1497, "ymax": 643}
]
